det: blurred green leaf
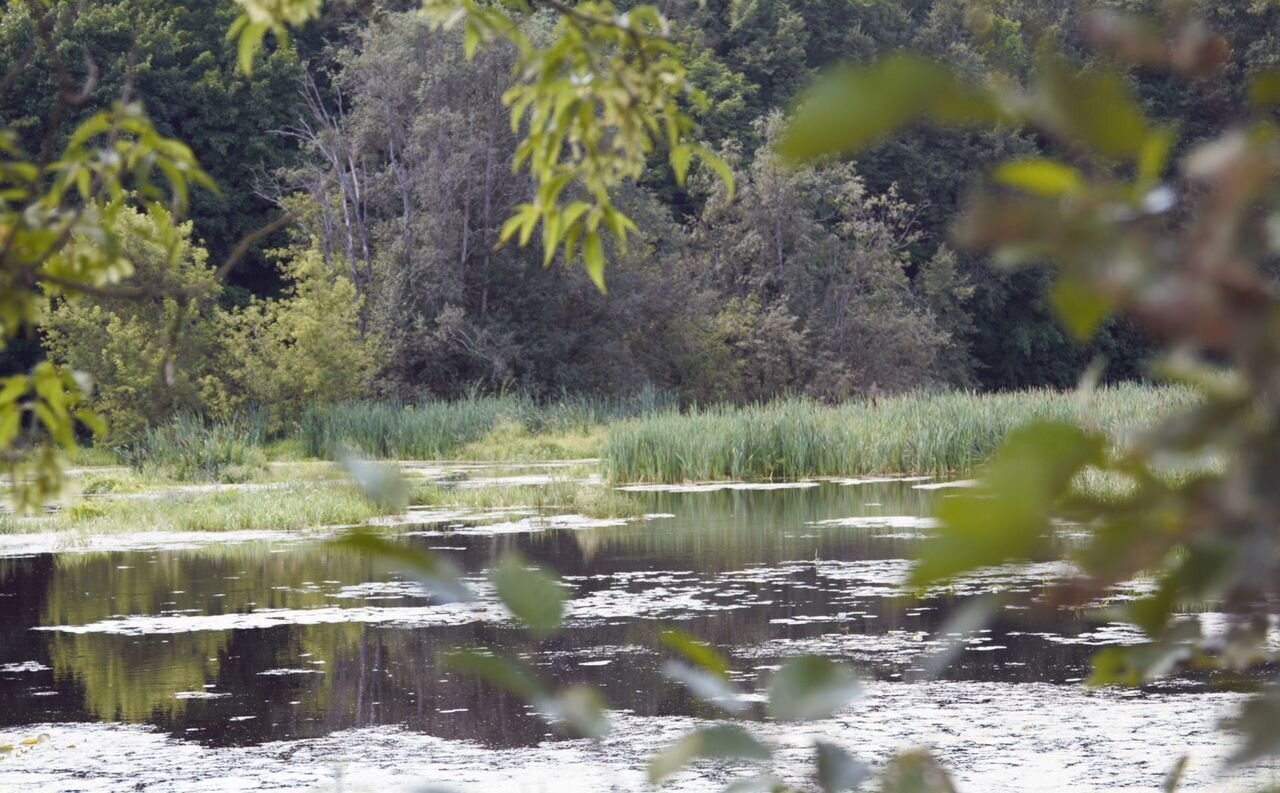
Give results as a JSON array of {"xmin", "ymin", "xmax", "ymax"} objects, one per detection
[
  {"xmin": 661, "ymin": 629, "xmax": 731, "ymax": 676},
  {"xmin": 334, "ymin": 532, "xmax": 472, "ymax": 603},
  {"xmin": 1040, "ymin": 55, "xmax": 1148, "ymax": 161},
  {"xmin": 1227, "ymin": 689, "xmax": 1280, "ymax": 766},
  {"xmin": 1163, "ymin": 755, "xmax": 1188, "ymax": 793},
  {"xmin": 993, "ymin": 159, "xmax": 1084, "ymax": 198},
  {"xmin": 1087, "ymin": 641, "xmax": 1192, "ymax": 687},
  {"xmin": 1051, "ymin": 276, "xmax": 1114, "ymax": 341},
  {"xmin": 767, "ymin": 656, "xmax": 861, "ymax": 721},
  {"xmin": 1247, "ymin": 69, "xmax": 1280, "ymax": 108},
  {"xmin": 490, "ymin": 552, "xmax": 566, "ymax": 638},
  {"xmin": 648, "ymin": 725, "xmax": 771, "ymax": 784},
  {"xmin": 338, "ymin": 450, "xmax": 409, "ymax": 510},
  {"xmin": 880, "ymin": 750, "xmax": 957, "ymax": 793},
  {"xmin": 442, "ymin": 648, "xmax": 545, "ymax": 700},
  {"xmin": 779, "ymin": 56, "xmax": 998, "ymax": 163},
  {"xmin": 536, "ymin": 684, "xmax": 610, "ymax": 739},
  {"xmin": 816, "ymin": 741, "xmax": 868, "ymax": 793},
  {"xmin": 661, "ymin": 660, "xmax": 747, "ymax": 714},
  {"xmin": 914, "ymin": 422, "xmax": 1105, "ymax": 586}
]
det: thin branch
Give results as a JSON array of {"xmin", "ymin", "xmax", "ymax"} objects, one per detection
[{"xmin": 214, "ymin": 212, "xmax": 295, "ymax": 282}]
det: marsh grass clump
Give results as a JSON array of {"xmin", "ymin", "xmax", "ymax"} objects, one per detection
[
  {"xmin": 0, "ymin": 483, "xmax": 386, "ymax": 535},
  {"xmin": 124, "ymin": 413, "xmax": 268, "ymax": 483},
  {"xmin": 411, "ymin": 480, "xmax": 644, "ymax": 519},
  {"xmin": 605, "ymin": 385, "xmax": 1196, "ymax": 483},
  {"xmin": 300, "ymin": 391, "xmax": 671, "ymax": 460}
]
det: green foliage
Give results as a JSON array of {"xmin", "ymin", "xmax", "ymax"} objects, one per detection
[
  {"xmin": 489, "ymin": 552, "xmax": 567, "ymax": 638},
  {"xmin": 233, "ymin": 0, "xmax": 731, "ymax": 282},
  {"xmin": 220, "ymin": 246, "xmax": 380, "ymax": 433},
  {"xmin": 765, "ymin": 656, "xmax": 860, "ymax": 721},
  {"xmin": 43, "ymin": 207, "xmax": 229, "ymax": 444},
  {"xmin": 124, "ymin": 413, "xmax": 268, "ymax": 483},
  {"xmin": 605, "ymin": 386, "xmax": 1191, "ymax": 482},
  {"xmin": 777, "ymin": 2, "xmax": 1280, "ymax": 777}
]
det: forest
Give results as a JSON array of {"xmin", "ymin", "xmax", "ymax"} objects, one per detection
[{"xmin": 8, "ymin": 0, "xmax": 1255, "ymax": 434}]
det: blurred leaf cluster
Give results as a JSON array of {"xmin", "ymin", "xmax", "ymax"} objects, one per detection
[
  {"xmin": 781, "ymin": 0, "xmax": 1280, "ymax": 776},
  {"xmin": 234, "ymin": 0, "xmax": 730, "ymax": 291},
  {"xmin": 1, "ymin": 0, "xmax": 216, "ymax": 506}
]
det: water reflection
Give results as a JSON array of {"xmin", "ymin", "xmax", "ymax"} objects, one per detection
[{"xmin": 0, "ymin": 481, "xmax": 1170, "ymax": 749}]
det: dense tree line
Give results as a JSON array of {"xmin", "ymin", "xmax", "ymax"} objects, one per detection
[{"xmin": 7, "ymin": 0, "xmax": 1280, "ymax": 433}]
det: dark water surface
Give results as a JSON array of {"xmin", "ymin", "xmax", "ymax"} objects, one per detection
[{"xmin": 0, "ymin": 479, "xmax": 1262, "ymax": 791}]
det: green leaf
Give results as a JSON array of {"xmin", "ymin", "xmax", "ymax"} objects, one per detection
[
  {"xmin": 236, "ymin": 21, "xmax": 268, "ymax": 76},
  {"xmin": 1138, "ymin": 127, "xmax": 1176, "ymax": 187},
  {"xmin": 1227, "ymin": 690, "xmax": 1280, "ymax": 766},
  {"xmin": 535, "ymin": 684, "xmax": 610, "ymax": 739},
  {"xmin": 881, "ymin": 750, "xmax": 957, "ymax": 793},
  {"xmin": 490, "ymin": 552, "xmax": 566, "ymax": 638},
  {"xmin": 1163, "ymin": 756, "xmax": 1188, "ymax": 793},
  {"xmin": 1041, "ymin": 55, "xmax": 1147, "ymax": 162},
  {"xmin": 334, "ymin": 532, "xmax": 473, "ymax": 603},
  {"xmin": 766, "ymin": 656, "xmax": 861, "ymax": 721},
  {"xmin": 648, "ymin": 725, "xmax": 771, "ymax": 784},
  {"xmin": 338, "ymin": 450, "xmax": 409, "ymax": 510},
  {"xmin": 779, "ymin": 56, "xmax": 997, "ymax": 163},
  {"xmin": 1247, "ymin": 69, "xmax": 1280, "ymax": 108},
  {"xmin": 661, "ymin": 660, "xmax": 747, "ymax": 714},
  {"xmin": 443, "ymin": 648, "xmax": 545, "ymax": 701},
  {"xmin": 914, "ymin": 422, "xmax": 1105, "ymax": 586},
  {"xmin": 815, "ymin": 742, "xmax": 867, "ymax": 793},
  {"xmin": 696, "ymin": 147, "xmax": 735, "ymax": 199},
  {"xmin": 660, "ymin": 629, "xmax": 730, "ymax": 676},
  {"xmin": 993, "ymin": 159, "xmax": 1084, "ymax": 198},
  {"xmin": 671, "ymin": 144, "xmax": 693, "ymax": 186},
  {"xmin": 582, "ymin": 230, "xmax": 606, "ymax": 293},
  {"xmin": 1050, "ymin": 276, "xmax": 1113, "ymax": 341}
]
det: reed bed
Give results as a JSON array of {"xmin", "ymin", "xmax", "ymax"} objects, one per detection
[
  {"xmin": 123, "ymin": 413, "xmax": 268, "ymax": 483},
  {"xmin": 300, "ymin": 389, "xmax": 674, "ymax": 459},
  {"xmin": 604, "ymin": 385, "xmax": 1196, "ymax": 483}
]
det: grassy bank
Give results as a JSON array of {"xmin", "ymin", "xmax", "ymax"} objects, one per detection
[
  {"xmin": 604, "ymin": 386, "xmax": 1196, "ymax": 482},
  {"xmin": 0, "ymin": 483, "xmax": 389, "ymax": 535}
]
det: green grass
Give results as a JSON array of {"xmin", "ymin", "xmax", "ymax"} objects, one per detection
[
  {"xmin": 300, "ymin": 390, "xmax": 671, "ymax": 460},
  {"xmin": 121, "ymin": 413, "xmax": 269, "ymax": 483},
  {"xmin": 604, "ymin": 385, "xmax": 1197, "ymax": 483},
  {"xmin": 411, "ymin": 480, "xmax": 644, "ymax": 519},
  {"xmin": 0, "ymin": 482, "xmax": 388, "ymax": 535}
]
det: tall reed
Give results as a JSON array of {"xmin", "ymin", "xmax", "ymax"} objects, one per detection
[
  {"xmin": 604, "ymin": 385, "xmax": 1196, "ymax": 483},
  {"xmin": 299, "ymin": 389, "xmax": 675, "ymax": 459},
  {"xmin": 124, "ymin": 412, "xmax": 268, "ymax": 482}
]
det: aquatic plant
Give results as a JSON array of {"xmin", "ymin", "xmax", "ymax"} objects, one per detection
[
  {"xmin": 123, "ymin": 413, "xmax": 269, "ymax": 483},
  {"xmin": 605, "ymin": 385, "xmax": 1195, "ymax": 482}
]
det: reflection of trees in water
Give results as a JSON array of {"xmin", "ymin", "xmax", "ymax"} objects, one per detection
[
  {"xmin": 1, "ymin": 482, "xmax": 1133, "ymax": 746},
  {"xmin": 516, "ymin": 482, "xmax": 937, "ymax": 574}
]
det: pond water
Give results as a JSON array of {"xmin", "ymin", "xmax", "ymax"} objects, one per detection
[{"xmin": 0, "ymin": 477, "xmax": 1272, "ymax": 791}]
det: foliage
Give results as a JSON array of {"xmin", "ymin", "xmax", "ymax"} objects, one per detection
[
  {"xmin": 300, "ymin": 392, "xmax": 670, "ymax": 459},
  {"xmin": 123, "ymin": 412, "xmax": 268, "ymax": 483},
  {"xmin": 0, "ymin": 0, "xmax": 215, "ymax": 503},
  {"xmin": 779, "ymin": 1, "xmax": 1280, "ymax": 781},
  {"xmin": 605, "ymin": 385, "xmax": 1192, "ymax": 483},
  {"xmin": 0, "ymin": 480, "xmax": 387, "ymax": 535},
  {"xmin": 220, "ymin": 245, "xmax": 380, "ymax": 433},
  {"xmin": 43, "ymin": 207, "xmax": 230, "ymax": 444},
  {"xmin": 233, "ymin": 0, "xmax": 731, "ymax": 285}
]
